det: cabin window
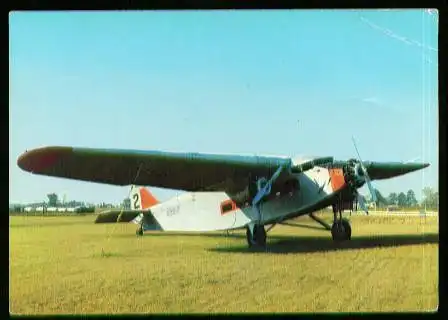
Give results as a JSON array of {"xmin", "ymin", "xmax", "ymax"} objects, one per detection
[{"xmin": 221, "ymin": 201, "xmax": 234, "ymax": 214}]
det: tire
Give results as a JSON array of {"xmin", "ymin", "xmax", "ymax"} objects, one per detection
[
  {"xmin": 246, "ymin": 225, "xmax": 267, "ymax": 248},
  {"xmin": 246, "ymin": 227, "xmax": 254, "ymax": 248},
  {"xmin": 331, "ymin": 218, "xmax": 351, "ymax": 241},
  {"xmin": 341, "ymin": 218, "xmax": 352, "ymax": 240},
  {"xmin": 254, "ymin": 225, "xmax": 267, "ymax": 247}
]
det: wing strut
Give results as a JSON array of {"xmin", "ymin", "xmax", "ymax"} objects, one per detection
[{"xmin": 308, "ymin": 213, "xmax": 331, "ymax": 230}]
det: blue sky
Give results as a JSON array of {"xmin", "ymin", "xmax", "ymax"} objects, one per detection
[{"xmin": 9, "ymin": 10, "xmax": 438, "ymax": 204}]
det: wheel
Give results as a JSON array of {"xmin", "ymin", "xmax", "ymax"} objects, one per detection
[
  {"xmin": 246, "ymin": 227, "xmax": 254, "ymax": 248},
  {"xmin": 254, "ymin": 225, "xmax": 267, "ymax": 247},
  {"xmin": 341, "ymin": 218, "xmax": 352, "ymax": 240},
  {"xmin": 331, "ymin": 218, "xmax": 351, "ymax": 241},
  {"xmin": 246, "ymin": 225, "xmax": 267, "ymax": 248}
]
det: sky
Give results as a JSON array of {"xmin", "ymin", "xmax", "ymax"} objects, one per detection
[{"xmin": 9, "ymin": 10, "xmax": 438, "ymax": 205}]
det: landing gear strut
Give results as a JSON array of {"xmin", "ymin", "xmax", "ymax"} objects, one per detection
[
  {"xmin": 246, "ymin": 224, "xmax": 267, "ymax": 248},
  {"xmin": 331, "ymin": 199, "xmax": 352, "ymax": 241}
]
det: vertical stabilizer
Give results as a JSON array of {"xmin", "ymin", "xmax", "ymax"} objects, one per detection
[{"xmin": 130, "ymin": 185, "xmax": 159, "ymax": 210}]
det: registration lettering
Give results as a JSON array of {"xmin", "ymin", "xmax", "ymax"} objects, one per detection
[{"xmin": 166, "ymin": 205, "xmax": 180, "ymax": 217}]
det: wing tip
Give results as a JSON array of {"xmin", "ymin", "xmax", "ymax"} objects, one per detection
[
  {"xmin": 17, "ymin": 146, "xmax": 73, "ymax": 173},
  {"xmin": 408, "ymin": 162, "xmax": 430, "ymax": 171}
]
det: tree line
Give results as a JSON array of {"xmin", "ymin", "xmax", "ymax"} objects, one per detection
[
  {"xmin": 11, "ymin": 186, "xmax": 439, "ymax": 213},
  {"xmin": 372, "ymin": 187, "xmax": 438, "ymax": 210}
]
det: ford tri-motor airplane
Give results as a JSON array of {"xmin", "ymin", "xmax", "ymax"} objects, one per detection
[{"xmin": 17, "ymin": 142, "xmax": 429, "ymax": 248}]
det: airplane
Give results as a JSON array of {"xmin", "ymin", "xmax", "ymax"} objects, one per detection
[{"xmin": 17, "ymin": 141, "xmax": 429, "ymax": 248}]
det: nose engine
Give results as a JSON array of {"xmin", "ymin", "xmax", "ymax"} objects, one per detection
[{"xmin": 343, "ymin": 159, "xmax": 367, "ymax": 191}]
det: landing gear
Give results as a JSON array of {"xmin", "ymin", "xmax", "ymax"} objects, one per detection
[
  {"xmin": 246, "ymin": 224, "xmax": 267, "ymax": 248},
  {"xmin": 331, "ymin": 200, "xmax": 352, "ymax": 242},
  {"xmin": 331, "ymin": 218, "xmax": 351, "ymax": 241}
]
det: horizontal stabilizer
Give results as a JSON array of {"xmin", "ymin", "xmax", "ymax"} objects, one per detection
[{"xmin": 95, "ymin": 210, "xmax": 140, "ymax": 223}]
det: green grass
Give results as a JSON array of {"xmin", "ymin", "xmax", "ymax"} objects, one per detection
[{"xmin": 9, "ymin": 213, "xmax": 438, "ymax": 314}]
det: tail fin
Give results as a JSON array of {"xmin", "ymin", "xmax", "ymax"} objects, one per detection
[{"xmin": 130, "ymin": 185, "xmax": 159, "ymax": 210}]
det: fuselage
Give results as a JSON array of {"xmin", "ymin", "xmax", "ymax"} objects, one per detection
[{"xmin": 144, "ymin": 164, "xmax": 359, "ymax": 232}]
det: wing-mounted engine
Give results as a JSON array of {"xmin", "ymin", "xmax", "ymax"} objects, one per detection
[
  {"xmin": 227, "ymin": 176, "xmax": 300, "ymax": 208},
  {"xmin": 202, "ymin": 156, "xmax": 332, "ymax": 210},
  {"xmin": 249, "ymin": 177, "xmax": 300, "ymax": 202},
  {"xmin": 242, "ymin": 156, "xmax": 333, "ymax": 207}
]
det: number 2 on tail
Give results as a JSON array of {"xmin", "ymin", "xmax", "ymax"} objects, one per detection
[{"xmin": 133, "ymin": 193, "xmax": 140, "ymax": 209}]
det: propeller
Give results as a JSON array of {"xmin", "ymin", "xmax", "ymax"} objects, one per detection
[
  {"xmin": 345, "ymin": 137, "xmax": 379, "ymax": 215},
  {"xmin": 351, "ymin": 137, "xmax": 377, "ymax": 204},
  {"xmin": 252, "ymin": 165, "xmax": 285, "ymax": 206}
]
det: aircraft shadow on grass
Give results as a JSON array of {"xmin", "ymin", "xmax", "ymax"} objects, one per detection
[
  {"xmin": 208, "ymin": 234, "xmax": 439, "ymax": 254},
  {"xmin": 122, "ymin": 225, "xmax": 438, "ymax": 254}
]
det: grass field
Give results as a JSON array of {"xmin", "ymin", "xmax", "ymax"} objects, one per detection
[{"xmin": 9, "ymin": 213, "xmax": 438, "ymax": 314}]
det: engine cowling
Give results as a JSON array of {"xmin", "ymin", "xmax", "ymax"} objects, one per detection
[{"xmin": 343, "ymin": 159, "xmax": 367, "ymax": 190}]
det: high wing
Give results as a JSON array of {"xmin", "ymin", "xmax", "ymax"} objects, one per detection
[{"xmin": 17, "ymin": 146, "xmax": 332, "ymax": 193}]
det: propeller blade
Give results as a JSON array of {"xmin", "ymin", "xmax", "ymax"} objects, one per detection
[
  {"xmin": 351, "ymin": 136, "xmax": 377, "ymax": 204},
  {"xmin": 364, "ymin": 175, "xmax": 377, "ymax": 203},
  {"xmin": 252, "ymin": 165, "xmax": 285, "ymax": 206},
  {"xmin": 357, "ymin": 193, "xmax": 369, "ymax": 215},
  {"xmin": 252, "ymin": 188, "xmax": 268, "ymax": 206},
  {"xmin": 352, "ymin": 136, "xmax": 363, "ymax": 163}
]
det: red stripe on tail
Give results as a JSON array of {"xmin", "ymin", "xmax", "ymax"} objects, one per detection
[{"xmin": 140, "ymin": 188, "xmax": 159, "ymax": 209}]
